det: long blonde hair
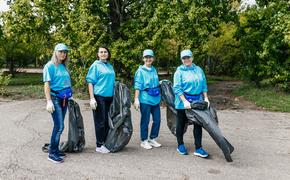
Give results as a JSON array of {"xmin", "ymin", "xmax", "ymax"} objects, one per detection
[{"xmin": 51, "ymin": 51, "xmax": 70, "ymax": 66}]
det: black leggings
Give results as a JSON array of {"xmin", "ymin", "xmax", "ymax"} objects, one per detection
[
  {"xmin": 92, "ymin": 95, "xmax": 113, "ymax": 147},
  {"xmin": 176, "ymin": 109, "xmax": 202, "ymax": 149}
]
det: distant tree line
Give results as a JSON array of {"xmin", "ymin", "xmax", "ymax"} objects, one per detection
[{"xmin": 0, "ymin": 0, "xmax": 289, "ymax": 91}]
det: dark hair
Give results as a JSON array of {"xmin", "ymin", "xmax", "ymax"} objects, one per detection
[{"xmin": 98, "ymin": 46, "xmax": 111, "ymax": 61}]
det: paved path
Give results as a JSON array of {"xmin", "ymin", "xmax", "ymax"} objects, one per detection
[{"xmin": 0, "ymin": 100, "xmax": 290, "ymax": 180}]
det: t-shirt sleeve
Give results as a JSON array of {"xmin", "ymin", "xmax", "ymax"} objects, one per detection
[
  {"xmin": 43, "ymin": 64, "xmax": 52, "ymax": 82},
  {"xmin": 173, "ymin": 70, "xmax": 184, "ymax": 97},
  {"xmin": 134, "ymin": 70, "xmax": 143, "ymax": 90},
  {"xmin": 86, "ymin": 63, "xmax": 98, "ymax": 84}
]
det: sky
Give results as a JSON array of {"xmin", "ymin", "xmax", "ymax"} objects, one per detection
[
  {"xmin": 0, "ymin": 0, "xmax": 257, "ymax": 12},
  {"xmin": 0, "ymin": 0, "xmax": 10, "ymax": 12},
  {"xmin": 244, "ymin": 0, "xmax": 257, "ymax": 5}
]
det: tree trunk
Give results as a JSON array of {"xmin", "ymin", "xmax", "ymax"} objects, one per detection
[
  {"xmin": 8, "ymin": 56, "xmax": 15, "ymax": 77},
  {"xmin": 108, "ymin": 0, "xmax": 131, "ymax": 40},
  {"xmin": 109, "ymin": 0, "xmax": 122, "ymax": 40}
]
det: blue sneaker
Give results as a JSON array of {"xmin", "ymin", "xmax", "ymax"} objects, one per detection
[
  {"xmin": 47, "ymin": 154, "xmax": 64, "ymax": 163},
  {"xmin": 56, "ymin": 151, "xmax": 67, "ymax": 158},
  {"xmin": 194, "ymin": 147, "xmax": 209, "ymax": 158},
  {"xmin": 177, "ymin": 144, "xmax": 188, "ymax": 155}
]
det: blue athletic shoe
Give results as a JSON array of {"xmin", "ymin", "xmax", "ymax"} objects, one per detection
[
  {"xmin": 194, "ymin": 147, "xmax": 209, "ymax": 158},
  {"xmin": 56, "ymin": 151, "xmax": 67, "ymax": 158},
  {"xmin": 177, "ymin": 144, "xmax": 188, "ymax": 155},
  {"xmin": 47, "ymin": 154, "xmax": 64, "ymax": 163}
]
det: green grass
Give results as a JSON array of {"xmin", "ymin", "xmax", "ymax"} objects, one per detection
[
  {"xmin": 0, "ymin": 72, "xmax": 89, "ymax": 100},
  {"xmin": 207, "ymin": 75, "xmax": 238, "ymax": 85},
  {"xmin": 233, "ymin": 84, "xmax": 290, "ymax": 112},
  {"xmin": 2, "ymin": 73, "xmax": 290, "ymax": 113},
  {"xmin": 1, "ymin": 85, "xmax": 44, "ymax": 100},
  {"xmin": 1, "ymin": 73, "xmax": 43, "ymax": 99},
  {"xmin": 8, "ymin": 73, "xmax": 42, "ymax": 86}
]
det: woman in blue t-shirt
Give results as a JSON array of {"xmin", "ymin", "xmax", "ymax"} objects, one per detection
[
  {"xmin": 43, "ymin": 43, "xmax": 72, "ymax": 163},
  {"xmin": 173, "ymin": 49, "xmax": 210, "ymax": 158},
  {"xmin": 134, "ymin": 49, "xmax": 162, "ymax": 150},
  {"xmin": 86, "ymin": 46, "xmax": 115, "ymax": 153}
]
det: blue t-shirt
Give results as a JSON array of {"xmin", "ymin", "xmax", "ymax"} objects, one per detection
[
  {"xmin": 86, "ymin": 60, "xmax": 115, "ymax": 97},
  {"xmin": 134, "ymin": 65, "xmax": 161, "ymax": 106},
  {"xmin": 43, "ymin": 61, "xmax": 71, "ymax": 92},
  {"xmin": 173, "ymin": 64, "xmax": 208, "ymax": 109}
]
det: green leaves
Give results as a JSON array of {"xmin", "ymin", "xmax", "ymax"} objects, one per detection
[
  {"xmin": 1, "ymin": 0, "xmax": 288, "ymax": 92},
  {"xmin": 237, "ymin": 1, "xmax": 290, "ymax": 90}
]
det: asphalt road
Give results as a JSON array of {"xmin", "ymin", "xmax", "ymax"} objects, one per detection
[{"xmin": 0, "ymin": 99, "xmax": 290, "ymax": 180}]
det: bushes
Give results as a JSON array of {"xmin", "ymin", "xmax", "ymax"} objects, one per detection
[
  {"xmin": 0, "ymin": 72, "xmax": 11, "ymax": 95},
  {"xmin": 237, "ymin": 1, "xmax": 290, "ymax": 90}
]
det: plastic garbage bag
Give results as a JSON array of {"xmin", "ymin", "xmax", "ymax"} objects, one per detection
[
  {"xmin": 42, "ymin": 99, "xmax": 85, "ymax": 153},
  {"xmin": 59, "ymin": 99, "xmax": 85, "ymax": 152},
  {"xmin": 105, "ymin": 82, "xmax": 133, "ymax": 152},
  {"xmin": 160, "ymin": 80, "xmax": 190, "ymax": 135},
  {"xmin": 160, "ymin": 80, "xmax": 234, "ymax": 162},
  {"xmin": 186, "ymin": 102, "xmax": 234, "ymax": 162}
]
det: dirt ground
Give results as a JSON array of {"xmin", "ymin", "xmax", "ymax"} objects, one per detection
[
  {"xmin": 0, "ymin": 81, "xmax": 290, "ymax": 180},
  {"xmin": 208, "ymin": 81, "xmax": 260, "ymax": 111}
]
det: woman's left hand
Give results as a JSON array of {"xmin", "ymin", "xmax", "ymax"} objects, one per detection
[{"xmin": 204, "ymin": 97, "xmax": 210, "ymax": 108}]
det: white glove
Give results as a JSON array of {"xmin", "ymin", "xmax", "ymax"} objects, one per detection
[
  {"xmin": 90, "ymin": 98, "xmax": 97, "ymax": 110},
  {"xmin": 134, "ymin": 98, "xmax": 140, "ymax": 111},
  {"xmin": 46, "ymin": 100, "xmax": 55, "ymax": 113},
  {"xmin": 183, "ymin": 100, "xmax": 191, "ymax": 109},
  {"xmin": 204, "ymin": 97, "xmax": 210, "ymax": 108}
]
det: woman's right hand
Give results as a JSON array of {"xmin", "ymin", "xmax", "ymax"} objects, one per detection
[
  {"xmin": 183, "ymin": 100, "xmax": 191, "ymax": 109},
  {"xmin": 134, "ymin": 98, "xmax": 140, "ymax": 111},
  {"xmin": 90, "ymin": 98, "xmax": 97, "ymax": 110},
  {"xmin": 46, "ymin": 100, "xmax": 55, "ymax": 113}
]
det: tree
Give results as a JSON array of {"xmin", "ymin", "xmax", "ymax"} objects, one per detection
[
  {"xmin": 237, "ymin": 1, "xmax": 290, "ymax": 89},
  {"xmin": 205, "ymin": 22, "xmax": 242, "ymax": 76}
]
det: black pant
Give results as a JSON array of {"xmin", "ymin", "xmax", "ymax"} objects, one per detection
[
  {"xmin": 176, "ymin": 109, "xmax": 202, "ymax": 149},
  {"xmin": 92, "ymin": 95, "xmax": 113, "ymax": 147}
]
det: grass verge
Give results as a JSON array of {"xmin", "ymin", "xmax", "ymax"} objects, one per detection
[
  {"xmin": 8, "ymin": 73, "xmax": 43, "ymax": 86},
  {"xmin": 233, "ymin": 84, "xmax": 290, "ymax": 112}
]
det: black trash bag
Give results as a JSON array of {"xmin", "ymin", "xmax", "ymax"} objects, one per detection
[
  {"xmin": 42, "ymin": 143, "xmax": 50, "ymax": 153},
  {"xmin": 42, "ymin": 99, "xmax": 85, "ymax": 153},
  {"xmin": 186, "ymin": 102, "xmax": 234, "ymax": 162},
  {"xmin": 105, "ymin": 82, "xmax": 133, "ymax": 152},
  {"xmin": 160, "ymin": 80, "xmax": 234, "ymax": 162},
  {"xmin": 59, "ymin": 99, "xmax": 86, "ymax": 152},
  {"xmin": 160, "ymin": 80, "xmax": 190, "ymax": 135}
]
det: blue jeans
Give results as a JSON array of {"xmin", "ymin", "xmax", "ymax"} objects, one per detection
[
  {"xmin": 140, "ymin": 103, "xmax": 161, "ymax": 141},
  {"xmin": 49, "ymin": 96, "xmax": 67, "ymax": 154}
]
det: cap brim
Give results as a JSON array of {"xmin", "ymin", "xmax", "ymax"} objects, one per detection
[{"xmin": 181, "ymin": 56, "xmax": 191, "ymax": 59}]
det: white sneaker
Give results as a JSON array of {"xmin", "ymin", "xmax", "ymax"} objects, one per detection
[
  {"xmin": 148, "ymin": 139, "xmax": 162, "ymax": 148},
  {"xmin": 140, "ymin": 140, "xmax": 152, "ymax": 150},
  {"xmin": 96, "ymin": 145, "xmax": 110, "ymax": 153}
]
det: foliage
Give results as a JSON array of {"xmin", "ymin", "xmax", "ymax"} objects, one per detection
[
  {"xmin": 110, "ymin": 0, "xmax": 238, "ymax": 82},
  {"xmin": 0, "ymin": 71, "xmax": 12, "ymax": 95},
  {"xmin": 237, "ymin": 1, "xmax": 290, "ymax": 90},
  {"xmin": 0, "ymin": 0, "xmax": 289, "ymax": 93},
  {"xmin": 205, "ymin": 22, "xmax": 242, "ymax": 76},
  {"xmin": 0, "ymin": 0, "xmax": 51, "ymax": 74}
]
